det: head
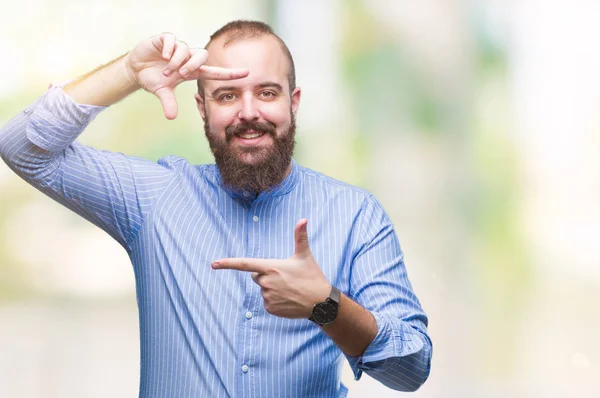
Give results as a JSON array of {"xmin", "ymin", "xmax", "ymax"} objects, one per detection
[{"xmin": 195, "ymin": 20, "xmax": 301, "ymax": 194}]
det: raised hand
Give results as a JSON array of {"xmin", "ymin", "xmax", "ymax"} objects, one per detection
[
  {"xmin": 211, "ymin": 219, "xmax": 331, "ymax": 319},
  {"xmin": 125, "ymin": 33, "xmax": 249, "ymax": 119}
]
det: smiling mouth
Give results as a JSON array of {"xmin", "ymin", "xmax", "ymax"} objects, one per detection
[{"xmin": 235, "ymin": 129, "xmax": 266, "ymax": 140}]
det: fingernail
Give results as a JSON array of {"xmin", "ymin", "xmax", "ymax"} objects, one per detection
[
  {"xmin": 163, "ymin": 68, "xmax": 172, "ymax": 76},
  {"xmin": 211, "ymin": 262, "xmax": 220, "ymax": 269},
  {"xmin": 179, "ymin": 68, "xmax": 188, "ymax": 77}
]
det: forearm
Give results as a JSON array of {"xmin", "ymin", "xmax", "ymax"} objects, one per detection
[
  {"xmin": 321, "ymin": 292, "xmax": 431, "ymax": 391},
  {"xmin": 0, "ymin": 106, "xmax": 54, "ymax": 182},
  {"xmin": 1, "ymin": 51, "xmax": 134, "ymax": 169},
  {"xmin": 0, "ymin": 86, "xmax": 103, "ymax": 180},
  {"xmin": 343, "ymin": 310, "xmax": 432, "ymax": 392},
  {"xmin": 63, "ymin": 53, "xmax": 140, "ymax": 106},
  {"xmin": 0, "ymin": 85, "xmax": 169, "ymax": 249},
  {"xmin": 321, "ymin": 293, "xmax": 378, "ymax": 357}
]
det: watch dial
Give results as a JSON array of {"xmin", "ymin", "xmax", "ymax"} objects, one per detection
[{"xmin": 312, "ymin": 302, "xmax": 338, "ymax": 324}]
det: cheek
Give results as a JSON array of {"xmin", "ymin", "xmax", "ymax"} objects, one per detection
[
  {"xmin": 206, "ymin": 107, "xmax": 237, "ymax": 131},
  {"xmin": 261, "ymin": 103, "xmax": 292, "ymax": 126}
]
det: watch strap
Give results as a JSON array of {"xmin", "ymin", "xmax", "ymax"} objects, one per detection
[{"xmin": 328, "ymin": 285, "xmax": 341, "ymax": 304}]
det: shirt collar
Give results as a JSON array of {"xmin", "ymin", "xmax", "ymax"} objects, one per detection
[{"xmin": 216, "ymin": 158, "xmax": 299, "ymax": 202}]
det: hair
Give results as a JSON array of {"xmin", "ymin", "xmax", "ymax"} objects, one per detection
[{"xmin": 197, "ymin": 20, "xmax": 296, "ymax": 97}]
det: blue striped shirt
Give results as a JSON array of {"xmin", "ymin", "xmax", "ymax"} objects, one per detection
[{"xmin": 0, "ymin": 87, "xmax": 432, "ymax": 397}]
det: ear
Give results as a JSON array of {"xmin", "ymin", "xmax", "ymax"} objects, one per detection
[
  {"xmin": 195, "ymin": 93, "xmax": 206, "ymax": 121},
  {"xmin": 290, "ymin": 87, "xmax": 301, "ymax": 116}
]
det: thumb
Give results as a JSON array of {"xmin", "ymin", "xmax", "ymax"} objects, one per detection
[
  {"xmin": 293, "ymin": 218, "xmax": 310, "ymax": 256},
  {"xmin": 155, "ymin": 87, "xmax": 178, "ymax": 120}
]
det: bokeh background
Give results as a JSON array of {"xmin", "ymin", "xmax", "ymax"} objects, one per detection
[{"xmin": 1, "ymin": 0, "xmax": 599, "ymax": 397}]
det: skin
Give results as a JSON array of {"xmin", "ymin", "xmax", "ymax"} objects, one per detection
[
  {"xmin": 196, "ymin": 35, "xmax": 300, "ymax": 173},
  {"xmin": 62, "ymin": 32, "xmax": 377, "ymax": 357}
]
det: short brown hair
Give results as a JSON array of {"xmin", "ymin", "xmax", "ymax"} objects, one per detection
[{"xmin": 197, "ymin": 20, "xmax": 296, "ymax": 97}]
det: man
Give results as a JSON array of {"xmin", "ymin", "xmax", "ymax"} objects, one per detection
[{"xmin": 0, "ymin": 20, "xmax": 431, "ymax": 397}]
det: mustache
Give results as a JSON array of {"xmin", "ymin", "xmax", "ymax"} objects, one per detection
[{"xmin": 225, "ymin": 121, "xmax": 276, "ymax": 141}]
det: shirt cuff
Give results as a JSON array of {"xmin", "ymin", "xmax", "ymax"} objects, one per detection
[
  {"xmin": 25, "ymin": 85, "xmax": 107, "ymax": 153},
  {"xmin": 345, "ymin": 312, "xmax": 425, "ymax": 380}
]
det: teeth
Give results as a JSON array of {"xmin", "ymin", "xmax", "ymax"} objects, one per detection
[{"xmin": 239, "ymin": 132, "xmax": 264, "ymax": 139}]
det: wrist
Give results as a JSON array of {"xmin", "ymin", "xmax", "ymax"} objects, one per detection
[
  {"xmin": 64, "ymin": 52, "xmax": 140, "ymax": 106},
  {"xmin": 306, "ymin": 281, "xmax": 331, "ymax": 315},
  {"xmin": 121, "ymin": 52, "xmax": 140, "ymax": 90},
  {"xmin": 308, "ymin": 284, "xmax": 340, "ymax": 326}
]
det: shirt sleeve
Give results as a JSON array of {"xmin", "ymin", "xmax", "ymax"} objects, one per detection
[
  {"xmin": 344, "ymin": 194, "xmax": 433, "ymax": 391},
  {"xmin": 0, "ymin": 86, "xmax": 176, "ymax": 251}
]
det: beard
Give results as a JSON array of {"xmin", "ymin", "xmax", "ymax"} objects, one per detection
[{"xmin": 204, "ymin": 111, "xmax": 296, "ymax": 194}]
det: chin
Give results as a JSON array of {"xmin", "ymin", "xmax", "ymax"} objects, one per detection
[
  {"xmin": 233, "ymin": 147, "xmax": 270, "ymax": 163},
  {"xmin": 239, "ymin": 155, "xmax": 269, "ymax": 167}
]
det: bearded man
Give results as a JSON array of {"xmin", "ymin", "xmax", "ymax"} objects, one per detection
[{"xmin": 0, "ymin": 20, "xmax": 432, "ymax": 397}]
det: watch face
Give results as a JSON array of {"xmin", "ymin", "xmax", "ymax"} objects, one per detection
[{"xmin": 312, "ymin": 302, "xmax": 338, "ymax": 324}]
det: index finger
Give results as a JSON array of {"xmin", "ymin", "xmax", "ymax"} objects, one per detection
[
  {"xmin": 212, "ymin": 258, "xmax": 274, "ymax": 273},
  {"xmin": 198, "ymin": 65, "xmax": 249, "ymax": 80}
]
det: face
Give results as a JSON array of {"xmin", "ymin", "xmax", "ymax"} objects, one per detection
[{"xmin": 195, "ymin": 35, "xmax": 301, "ymax": 193}]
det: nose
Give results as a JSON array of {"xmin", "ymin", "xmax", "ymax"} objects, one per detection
[{"xmin": 238, "ymin": 92, "xmax": 260, "ymax": 121}]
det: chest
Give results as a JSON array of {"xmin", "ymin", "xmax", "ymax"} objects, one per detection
[{"xmin": 138, "ymin": 184, "xmax": 359, "ymax": 294}]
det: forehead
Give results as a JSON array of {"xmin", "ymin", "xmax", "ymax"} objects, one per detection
[{"xmin": 204, "ymin": 35, "xmax": 290, "ymax": 93}]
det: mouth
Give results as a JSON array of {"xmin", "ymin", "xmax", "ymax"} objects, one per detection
[
  {"xmin": 235, "ymin": 129, "xmax": 266, "ymax": 140},
  {"xmin": 233, "ymin": 129, "xmax": 269, "ymax": 145}
]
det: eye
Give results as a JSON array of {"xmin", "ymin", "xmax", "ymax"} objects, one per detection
[
  {"xmin": 260, "ymin": 91, "xmax": 277, "ymax": 99},
  {"xmin": 218, "ymin": 93, "xmax": 237, "ymax": 101}
]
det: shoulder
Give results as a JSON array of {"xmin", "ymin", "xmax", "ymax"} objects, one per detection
[
  {"xmin": 297, "ymin": 164, "xmax": 392, "ymax": 222},
  {"xmin": 296, "ymin": 164, "xmax": 375, "ymax": 204},
  {"xmin": 156, "ymin": 155, "xmax": 216, "ymax": 177}
]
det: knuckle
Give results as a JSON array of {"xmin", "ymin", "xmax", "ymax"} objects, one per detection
[
  {"xmin": 195, "ymin": 49, "xmax": 209, "ymax": 63},
  {"xmin": 159, "ymin": 32, "xmax": 175, "ymax": 42},
  {"xmin": 264, "ymin": 303, "xmax": 274, "ymax": 314}
]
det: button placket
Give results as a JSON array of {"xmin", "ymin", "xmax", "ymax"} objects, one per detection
[{"xmin": 241, "ymin": 202, "xmax": 261, "ymax": 388}]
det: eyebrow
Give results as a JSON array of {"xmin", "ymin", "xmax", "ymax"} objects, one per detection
[
  {"xmin": 210, "ymin": 82, "xmax": 284, "ymax": 98},
  {"xmin": 210, "ymin": 86, "xmax": 237, "ymax": 98},
  {"xmin": 257, "ymin": 82, "xmax": 283, "ymax": 92}
]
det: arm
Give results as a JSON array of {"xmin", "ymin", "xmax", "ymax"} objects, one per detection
[
  {"xmin": 211, "ymin": 214, "xmax": 432, "ymax": 391},
  {"xmin": 0, "ymin": 86, "xmax": 176, "ymax": 249},
  {"xmin": 0, "ymin": 34, "xmax": 248, "ymax": 248},
  {"xmin": 63, "ymin": 51, "xmax": 139, "ymax": 106},
  {"xmin": 320, "ymin": 292, "xmax": 378, "ymax": 357},
  {"xmin": 63, "ymin": 34, "xmax": 248, "ymax": 112},
  {"xmin": 342, "ymin": 195, "xmax": 432, "ymax": 391}
]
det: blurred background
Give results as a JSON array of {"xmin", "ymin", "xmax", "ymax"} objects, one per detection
[{"xmin": 1, "ymin": 0, "xmax": 599, "ymax": 396}]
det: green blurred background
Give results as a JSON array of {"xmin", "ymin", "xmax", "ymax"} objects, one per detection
[{"xmin": 1, "ymin": 0, "xmax": 599, "ymax": 396}]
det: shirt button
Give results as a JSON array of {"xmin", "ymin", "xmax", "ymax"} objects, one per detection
[
  {"xmin": 245, "ymin": 311, "xmax": 253, "ymax": 319},
  {"xmin": 252, "ymin": 215, "xmax": 259, "ymax": 223},
  {"xmin": 241, "ymin": 365, "xmax": 249, "ymax": 373},
  {"xmin": 243, "ymin": 191, "xmax": 250, "ymax": 197}
]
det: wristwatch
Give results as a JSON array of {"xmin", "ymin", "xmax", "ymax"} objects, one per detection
[{"xmin": 308, "ymin": 285, "xmax": 340, "ymax": 326}]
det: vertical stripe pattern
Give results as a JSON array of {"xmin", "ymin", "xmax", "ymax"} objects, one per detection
[{"xmin": 0, "ymin": 87, "xmax": 432, "ymax": 397}]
